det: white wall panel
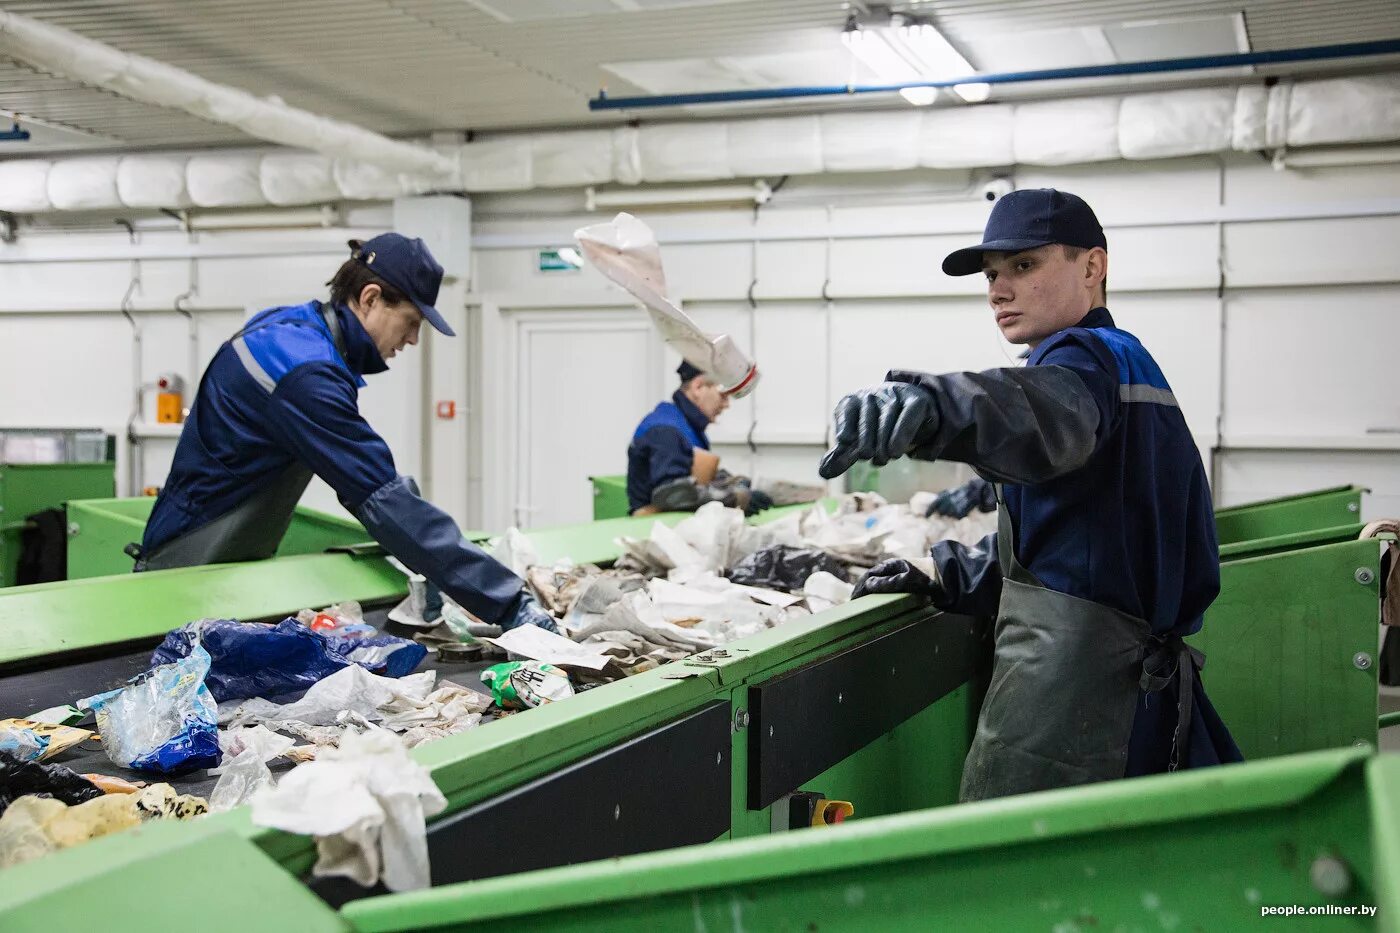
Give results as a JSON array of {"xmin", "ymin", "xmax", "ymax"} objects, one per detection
[
  {"xmin": 752, "ymin": 239, "xmax": 826, "ymax": 299},
  {"xmin": 0, "ymin": 260, "xmax": 184, "ymax": 311},
  {"xmin": 1216, "ymin": 449, "xmax": 1400, "ymax": 520},
  {"xmin": 0, "ymin": 313, "xmax": 132, "ymax": 428},
  {"xmin": 665, "ymin": 241, "xmax": 752, "ymax": 301},
  {"xmin": 828, "ymin": 235, "xmax": 984, "ymax": 298},
  {"xmin": 194, "ymin": 254, "xmax": 345, "ymax": 310},
  {"xmin": 1103, "ymin": 225, "xmax": 1219, "ymax": 291},
  {"xmin": 513, "ymin": 309, "xmax": 658, "ymax": 528},
  {"xmin": 472, "ymin": 247, "xmax": 616, "ymax": 302},
  {"xmin": 1224, "ymin": 157, "xmax": 1400, "ymax": 205},
  {"xmin": 1224, "ymin": 215, "xmax": 1400, "ymax": 287},
  {"xmin": 1222, "ymin": 286, "xmax": 1400, "ymax": 438},
  {"xmin": 751, "ymin": 302, "xmax": 828, "ymax": 444},
  {"xmin": 827, "ymin": 298, "xmax": 1016, "ymax": 408},
  {"xmin": 1015, "ymin": 157, "xmax": 1222, "ymax": 224},
  {"xmin": 1108, "ymin": 292, "xmax": 1222, "ymax": 440}
]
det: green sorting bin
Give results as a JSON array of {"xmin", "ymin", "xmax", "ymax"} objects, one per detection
[
  {"xmin": 0, "ymin": 462, "xmax": 115, "ymax": 586},
  {"xmin": 1215, "ymin": 484, "xmax": 1365, "ymax": 545},
  {"xmin": 589, "ymin": 474, "xmax": 631, "ymax": 520},
  {"xmin": 65, "ymin": 496, "xmax": 374, "ymax": 580}
]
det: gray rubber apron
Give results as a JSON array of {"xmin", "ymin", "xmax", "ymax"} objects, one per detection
[
  {"xmin": 959, "ymin": 487, "xmax": 1203, "ymax": 802},
  {"xmin": 133, "ymin": 306, "xmax": 347, "ymax": 572}
]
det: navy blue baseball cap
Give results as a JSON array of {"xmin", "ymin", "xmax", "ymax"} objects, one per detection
[
  {"xmin": 348, "ymin": 233, "xmax": 455, "ymax": 337},
  {"xmin": 677, "ymin": 360, "xmax": 704, "ymax": 384},
  {"xmin": 942, "ymin": 188, "xmax": 1106, "ymax": 277}
]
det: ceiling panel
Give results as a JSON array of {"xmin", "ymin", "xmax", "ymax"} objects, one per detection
[{"xmin": 0, "ymin": 0, "xmax": 1391, "ymax": 154}]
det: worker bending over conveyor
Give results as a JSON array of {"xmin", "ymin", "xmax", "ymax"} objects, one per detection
[{"xmin": 131, "ymin": 234, "xmax": 556, "ymax": 633}]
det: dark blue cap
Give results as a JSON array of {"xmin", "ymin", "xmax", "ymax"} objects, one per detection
[
  {"xmin": 349, "ymin": 233, "xmax": 454, "ymax": 337},
  {"xmin": 677, "ymin": 360, "xmax": 704, "ymax": 384},
  {"xmin": 942, "ymin": 188, "xmax": 1106, "ymax": 277}
]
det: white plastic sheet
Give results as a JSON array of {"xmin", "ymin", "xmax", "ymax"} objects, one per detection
[
  {"xmin": 251, "ymin": 728, "xmax": 447, "ymax": 891},
  {"xmin": 574, "ymin": 212, "xmax": 759, "ymax": 398}
]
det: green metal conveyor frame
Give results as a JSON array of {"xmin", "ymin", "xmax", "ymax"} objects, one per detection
[{"xmin": 0, "ymin": 485, "xmax": 1391, "ymax": 930}]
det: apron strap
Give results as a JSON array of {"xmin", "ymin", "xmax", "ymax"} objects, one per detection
[
  {"xmin": 992, "ymin": 484, "xmax": 1044, "ymax": 588},
  {"xmin": 1140, "ymin": 635, "xmax": 1206, "ymax": 772},
  {"xmin": 319, "ymin": 303, "xmax": 350, "ymax": 361}
]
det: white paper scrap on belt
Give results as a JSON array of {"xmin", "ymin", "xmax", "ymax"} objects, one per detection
[
  {"xmin": 574, "ymin": 212, "xmax": 759, "ymax": 398},
  {"xmin": 487, "ymin": 624, "xmax": 614, "ymax": 671}
]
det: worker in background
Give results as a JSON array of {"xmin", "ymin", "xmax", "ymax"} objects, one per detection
[
  {"xmin": 820, "ymin": 189, "xmax": 1241, "ymax": 801},
  {"xmin": 626, "ymin": 362, "xmax": 773, "ymax": 517},
  {"xmin": 132, "ymin": 234, "xmax": 557, "ymax": 633}
]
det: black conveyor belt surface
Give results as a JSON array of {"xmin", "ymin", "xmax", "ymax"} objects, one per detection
[{"xmin": 0, "ymin": 609, "xmax": 494, "ymax": 798}]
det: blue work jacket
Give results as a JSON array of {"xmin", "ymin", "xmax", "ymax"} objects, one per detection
[
  {"xmin": 625, "ymin": 391, "xmax": 711, "ymax": 513},
  {"xmin": 143, "ymin": 301, "xmax": 394, "ymax": 551}
]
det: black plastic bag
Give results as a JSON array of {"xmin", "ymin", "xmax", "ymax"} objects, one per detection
[
  {"xmin": 728, "ymin": 546, "xmax": 850, "ymax": 593},
  {"xmin": 0, "ymin": 751, "xmax": 103, "ymax": 818}
]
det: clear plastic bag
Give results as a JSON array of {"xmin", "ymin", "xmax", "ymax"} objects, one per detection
[
  {"xmin": 80, "ymin": 645, "xmax": 221, "ymax": 775},
  {"xmin": 0, "ymin": 727, "xmax": 46, "ymax": 763},
  {"xmin": 209, "ymin": 725, "xmax": 294, "ymax": 812}
]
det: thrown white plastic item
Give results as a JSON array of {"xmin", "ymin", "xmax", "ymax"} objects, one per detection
[{"xmin": 574, "ymin": 212, "xmax": 759, "ymax": 398}]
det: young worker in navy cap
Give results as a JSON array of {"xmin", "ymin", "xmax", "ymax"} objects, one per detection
[
  {"xmin": 819, "ymin": 188, "xmax": 1241, "ymax": 800},
  {"xmin": 625, "ymin": 361, "xmax": 773, "ymax": 516},
  {"xmin": 134, "ymin": 233, "xmax": 557, "ymax": 633}
]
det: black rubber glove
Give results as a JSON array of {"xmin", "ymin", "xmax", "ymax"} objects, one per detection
[
  {"xmin": 745, "ymin": 490, "xmax": 774, "ymax": 515},
  {"xmin": 925, "ymin": 477, "xmax": 997, "ymax": 519},
  {"xmin": 502, "ymin": 592, "xmax": 559, "ymax": 634},
  {"xmin": 851, "ymin": 558, "xmax": 942, "ymax": 599},
  {"xmin": 819, "ymin": 382, "xmax": 938, "ymax": 479}
]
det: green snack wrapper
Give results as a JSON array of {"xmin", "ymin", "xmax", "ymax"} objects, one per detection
[{"xmin": 480, "ymin": 661, "xmax": 575, "ymax": 709}]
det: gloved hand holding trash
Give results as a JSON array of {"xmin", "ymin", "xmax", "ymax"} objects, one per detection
[
  {"xmin": 504, "ymin": 592, "xmax": 560, "ymax": 634},
  {"xmin": 575, "ymin": 212, "xmax": 759, "ymax": 400}
]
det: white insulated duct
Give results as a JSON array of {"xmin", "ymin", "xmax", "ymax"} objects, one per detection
[
  {"xmin": 0, "ymin": 10, "xmax": 455, "ymax": 178},
  {"xmin": 1, "ymin": 74, "xmax": 1399, "ymax": 215}
]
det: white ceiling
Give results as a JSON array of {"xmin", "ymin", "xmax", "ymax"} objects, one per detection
[{"xmin": 0, "ymin": 0, "xmax": 1397, "ymax": 154}]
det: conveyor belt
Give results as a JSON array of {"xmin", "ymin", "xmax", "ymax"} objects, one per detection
[{"xmin": 0, "ymin": 608, "xmax": 496, "ymax": 799}]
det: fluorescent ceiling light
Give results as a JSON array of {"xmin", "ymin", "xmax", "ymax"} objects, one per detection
[
  {"xmin": 841, "ymin": 18, "xmax": 988, "ymax": 105},
  {"xmin": 954, "ymin": 82, "xmax": 991, "ymax": 102},
  {"xmin": 900, "ymin": 86, "xmax": 938, "ymax": 106}
]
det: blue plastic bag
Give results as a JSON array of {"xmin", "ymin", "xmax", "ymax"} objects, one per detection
[
  {"xmin": 324, "ymin": 632, "xmax": 426, "ymax": 679},
  {"xmin": 151, "ymin": 618, "xmax": 426, "ymax": 703},
  {"xmin": 80, "ymin": 645, "xmax": 221, "ymax": 775}
]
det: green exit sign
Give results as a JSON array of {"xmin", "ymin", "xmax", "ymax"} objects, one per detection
[{"xmin": 538, "ymin": 247, "xmax": 584, "ymax": 272}]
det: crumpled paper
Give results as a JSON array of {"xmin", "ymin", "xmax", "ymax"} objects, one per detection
[
  {"xmin": 250, "ymin": 728, "xmax": 447, "ymax": 892},
  {"xmin": 219, "ymin": 666, "xmax": 489, "ymax": 749}
]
